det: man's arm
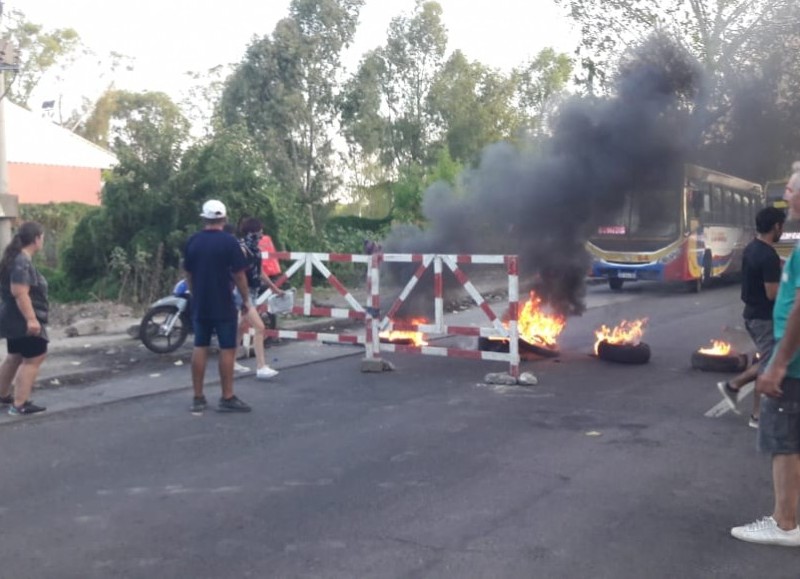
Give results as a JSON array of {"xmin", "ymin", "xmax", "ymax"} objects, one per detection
[
  {"xmin": 758, "ymin": 288, "xmax": 800, "ymax": 397},
  {"xmin": 765, "ymin": 281, "xmax": 780, "ymax": 301},
  {"xmin": 10, "ymin": 282, "xmax": 40, "ymax": 336},
  {"xmin": 260, "ymin": 272, "xmax": 284, "ymax": 295}
]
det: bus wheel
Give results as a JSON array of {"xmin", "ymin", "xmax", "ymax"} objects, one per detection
[{"xmin": 609, "ymin": 278, "xmax": 624, "ymax": 291}]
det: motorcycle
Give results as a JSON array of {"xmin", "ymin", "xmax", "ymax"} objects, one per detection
[{"xmin": 139, "ymin": 279, "xmax": 192, "ymax": 354}]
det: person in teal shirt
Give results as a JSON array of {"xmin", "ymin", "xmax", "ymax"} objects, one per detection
[{"xmin": 731, "ymin": 166, "xmax": 800, "ymax": 546}]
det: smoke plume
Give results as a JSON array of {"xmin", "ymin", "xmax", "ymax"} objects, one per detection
[{"xmin": 385, "ymin": 34, "xmax": 704, "ymax": 316}]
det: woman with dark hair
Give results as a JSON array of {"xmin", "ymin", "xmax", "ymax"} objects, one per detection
[
  {"xmin": 0, "ymin": 221, "xmax": 49, "ymax": 415},
  {"xmin": 234, "ymin": 216, "xmax": 283, "ymax": 380}
]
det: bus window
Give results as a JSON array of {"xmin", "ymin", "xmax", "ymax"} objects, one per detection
[
  {"xmin": 733, "ymin": 193, "xmax": 743, "ymax": 225},
  {"xmin": 712, "ymin": 186, "xmax": 723, "ymax": 223},
  {"xmin": 723, "ymin": 189, "xmax": 733, "ymax": 223},
  {"xmin": 743, "ymin": 196, "xmax": 752, "ymax": 225}
]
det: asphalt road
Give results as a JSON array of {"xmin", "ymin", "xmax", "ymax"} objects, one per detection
[{"xmin": 0, "ymin": 280, "xmax": 794, "ymax": 579}]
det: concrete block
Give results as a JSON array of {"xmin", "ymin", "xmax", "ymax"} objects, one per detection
[{"xmin": 361, "ymin": 358, "xmax": 395, "ymax": 373}]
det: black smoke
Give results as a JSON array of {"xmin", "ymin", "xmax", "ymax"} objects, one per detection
[{"xmin": 385, "ymin": 34, "xmax": 704, "ymax": 316}]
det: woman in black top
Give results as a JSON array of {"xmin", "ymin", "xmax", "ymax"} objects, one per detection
[{"xmin": 0, "ymin": 222, "xmax": 49, "ymax": 415}]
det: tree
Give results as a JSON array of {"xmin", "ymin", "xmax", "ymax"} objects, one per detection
[
  {"xmin": 1, "ymin": 8, "xmax": 81, "ymax": 107},
  {"xmin": 219, "ymin": 0, "xmax": 364, "ymax": 235},
  {"xmin": 512, "ymin": 48, "xmax": 573, "ymax": 137},
  {"xmin": 553, "ymin": 0, "xmax": 794, "ymax": 94}
]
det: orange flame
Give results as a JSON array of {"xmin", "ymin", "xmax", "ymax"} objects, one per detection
[
  {"xmin": 594, "ymin": 318, "xmax": 648, "ymax": 354},
  {"xmin": 379, "ymin": 317, "xmax": 428, "ymax": 347},
  {"xmin": 517, "ymin": 291, "xmax": 566, "ymax": 348},
  {"xmin": 698, "ymin": 340, "xmax": 732, "ymax": 356}
]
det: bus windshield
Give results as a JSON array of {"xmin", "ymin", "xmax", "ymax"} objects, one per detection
[{"xmin": 592, "ymin": 189, "xmax": 681, "ymax": 251}]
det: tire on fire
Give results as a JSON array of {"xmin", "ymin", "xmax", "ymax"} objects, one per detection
[
  {"xmin": 690, "ymin": 351, "xmax": 748, "ymax": 373},
  {"xmin": 596, "ymin": 340, "xmax": 651, "ymax": 365},
  {"xmin": 477, "ymin": 337, "xmax": 560, "ymax": 359}
]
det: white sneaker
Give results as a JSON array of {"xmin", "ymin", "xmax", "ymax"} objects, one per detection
[
  {"xmin": 731, "ymin": 516, "xmax": 800, "ymax": 546},
  {"xmin": 256, "ymin": 366, "xmax": 279, "ymax": 380},
  {"xmin": 233, "ymin": 362, "xmax": 250, "ymax": 373}
]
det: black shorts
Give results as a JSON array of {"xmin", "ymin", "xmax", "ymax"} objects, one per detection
[
  {"xmin": 7, "ymin": 336, "xmax": 48, "ymax": 358},
  {"xmin": 759, "ymin": 377, "xmax": 800, "ymax": 455}
]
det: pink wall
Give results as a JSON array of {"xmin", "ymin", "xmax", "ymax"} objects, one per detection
[{"xmin": 8, "ymin": 163, "xmax": 103, "ymax": 206}]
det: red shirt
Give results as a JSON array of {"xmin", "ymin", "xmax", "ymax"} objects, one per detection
[{"xmin": 259, "ymin": 235, "xmax": 281, "ymax": 276}]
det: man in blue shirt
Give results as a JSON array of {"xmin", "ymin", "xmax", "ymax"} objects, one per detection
[
  {"xmin": 183, "ymin": 200, "xmax": 252, "ymax": 414},
  {"xmin": 731, "ymin": 168, "xmax": 800, "ymax": 546}
]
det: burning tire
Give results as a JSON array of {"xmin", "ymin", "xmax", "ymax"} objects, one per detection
[
  {"xmin": 596, "ymin": 340, "xmax": 651, "ymax": 364},
  {"xmin": 691, "ymin": 351, "xmax": 748, "ymax": 373}
]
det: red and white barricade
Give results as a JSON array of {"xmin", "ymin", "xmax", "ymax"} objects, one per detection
[{"xmin": 248, "ymin": 251, "xmax": 520, "ymax": 377}]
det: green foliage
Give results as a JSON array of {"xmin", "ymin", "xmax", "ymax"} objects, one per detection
[
  {"xmin": 19, "ymin": 202, "xmax": 96, "ymax": 268},
  {"xmin": 325, "ymin": 213, "xmax": 392, "ymax": 233},
  {"xmin": 2, "ymin": 9, "xmax": 82, "ymax": 107}
]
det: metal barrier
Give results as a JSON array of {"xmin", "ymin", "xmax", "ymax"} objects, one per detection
[{"xmin": 245, "ymin": 251, "xmax": 520, "ymax": 377}]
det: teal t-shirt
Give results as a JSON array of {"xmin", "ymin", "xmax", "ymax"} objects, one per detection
[{"xmin": 773, "ymin": 241, "xmax": 800, "ymax": 378}]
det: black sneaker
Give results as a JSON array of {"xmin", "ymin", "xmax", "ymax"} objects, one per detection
[
  {"xmin": 8, "ymin": 400, "xmax": 46, "ymax": 416},
  {"xmin": 190, "ymin": 396, "xmax": 207, "ymax": 414},
  {"xmin": 717, "ymin": 381, "xmax": 741, "ymax": 414},
  {"xmin": 0, "ymin": 394, "xmax": 12, "ymax": 406},
  {"xmin": 217, "ymin": 395, "xmax": 251, "ymax": 413}
]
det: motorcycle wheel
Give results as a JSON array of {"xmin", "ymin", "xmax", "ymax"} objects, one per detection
[{"xmin": 139, "ymin": 305, "xmax": 189, "ymax": 354}]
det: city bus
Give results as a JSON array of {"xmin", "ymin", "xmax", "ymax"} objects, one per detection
[
  {"xmin": 765, "ymin": 179, "xmax": 799, "ymax": 261},
  {"xmin": 587, "ymin": 164, "xmax": 764, "ymax": 292}
]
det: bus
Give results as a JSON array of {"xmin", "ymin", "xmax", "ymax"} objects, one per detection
[
  {"xmin": 587, "ymin": 164, "xmax": 764, "ymax": 292},
  {"xmin": 765, "ymin": 179, "xmax": 799, "ymax": 261}
]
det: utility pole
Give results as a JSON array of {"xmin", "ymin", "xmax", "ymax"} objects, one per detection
[{"xmin": 0, "ymin": 0, "xmax": 19, "ymax": 253}]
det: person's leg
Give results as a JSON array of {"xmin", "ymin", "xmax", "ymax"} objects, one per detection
[
  {"xmin": 0, "ymin": 350, "xmax": 22, "ymax": 399},
  {"xmin": 191, "ymin": 318, "xmax": 213, "ymax": 399},
  {"xmin": 191, "ymin": 347, "xmax": 208, "ymax": 398},
  {"xmin": 772, "ymin": 453, "xmax": 800, "ymax": 530},
  {"xmin": 13, "ymin": 352, "xmax": 46, "ymax": 406},
  {"xmin": 218, "ymin": 348, "xmax": 235, "ymax": 399},
  {"xmin": 730, "ymin": 364, "xmax": 758, "ymax": 390},
  {"xmin": 244, "ymin": 306, "xmax": 266, "ymax": 369}
]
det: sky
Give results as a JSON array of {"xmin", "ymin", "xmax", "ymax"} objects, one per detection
[{"xmin": 14, "ymin": 0, "xmax": 578, "ymax": 116}]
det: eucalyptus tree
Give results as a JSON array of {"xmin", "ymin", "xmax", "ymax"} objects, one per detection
[
  {"xmin": 0, "ymin": 7, "xmax": 81, "ymax": 107},
  {"xmin": 219, "ymin": 0, "xmax": 364, "ymax": 234}
]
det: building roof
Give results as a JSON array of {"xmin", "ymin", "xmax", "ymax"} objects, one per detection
[{"xmin": 5, "ymin": 100, "xmax": 118, "ymax": 169}]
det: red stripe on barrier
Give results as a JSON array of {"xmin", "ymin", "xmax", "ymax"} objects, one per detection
[
  {"xmin": 412, "ymin": 254, "xmax": 424, "ymax": 262},
  {"xmin": 338, "ymin": 335, "xmax": 360, "ymax": 344},
  {"xmin": 328, "ymin": 275, "xmax": 349, "ymax": 297},
  {"xmin": 413, "ymin": 262, "xmax": 428, "ymax": 280},
  {"xmin": 448, "ymin": 348, "xmax": 483, "ymax": 360},
  {"xmin": 305, "ymin": 275, "xmax": 312, "ymax": 294},
  {"xmin": 480, "ymin": 302, "xmax": 498, "ymax": 321},
  {"xmin": 329, "ymin": 253, "xmax": 355, "ymax": 262},
  {"xmin": 506, "ymin": 256, "xmax": 518, "ymax": 275},
  {"xmin": 452, "ymin": 267, "xmax": 469, "ymax": 285},
  {"xmin": 456, "ymin": 255, "xmax": 473, "ymax": 264},
  {"xmin": 508, "ymin": 302, "xmax": 519, "ymax": 321},
  {"xmin": 434, "ymin": 272, "xmax": 443, "ymax": 299},
  {"xmin": 297, "ymin": 331, "xmax": 319, "ymax": 341}
]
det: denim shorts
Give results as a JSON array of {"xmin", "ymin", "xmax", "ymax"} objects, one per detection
[
  {"xmin": 759, "ymin": 377, "xmax": 800, "ymax": 455},
  {"xmin": 192, "ymin": 318, "xmax": 238, "ymax": 349},
  {"xmin": 745, "ymin": 318, "xmax": 775, "ymax": 362}
]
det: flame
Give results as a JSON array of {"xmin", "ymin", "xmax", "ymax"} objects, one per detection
[
  {"xmin": 517, "ymin": 291, "xmax": 566, "ymax": 348},
  {"xmin": 594, "ymin": 318, "xmax": 648, "ymax": 354},
  {"xmin": 379, "ymin": 317, "xmax": 428, "ymax": 346},
  {"xmin": 698, "ymin": 340, "xmax": 732, "ymax": 356}
]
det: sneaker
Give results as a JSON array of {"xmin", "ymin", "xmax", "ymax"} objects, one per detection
[
  {"xmin": 8, "ymin": 400, "xmax": 46, "ymax": 416},
  {"xmin": 233, "ymin": 361, "xmax": 250, "ymax": 373},
  {"xmin": 749, "ymin": 414, "xmax": 759, "ymax": 429},
  {"xmin": 217, "ymin": 395, "xmax": 251, "ymax": 413},
  {"xmin": 731, "ymin": 516, "xmax": 800, "ymax": 546},
  {"xmin": 0, "ymin": 394, "xmax": 12, "ymax": 406},
  {"xmin": 190, "ymin": 396, "xmax": 207, "ymax": 414},
  {"xmin": 717, "ymin": 381, "xmax": 741, "ymax": 414},
  {"xmin": 256, "ymin": 365, "xmax": 279, "ymax": 380}
]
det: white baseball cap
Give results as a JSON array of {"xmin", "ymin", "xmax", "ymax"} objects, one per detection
[{"xmin": 200, "ymin": 199, "xmax": 227, "ymax": 219}]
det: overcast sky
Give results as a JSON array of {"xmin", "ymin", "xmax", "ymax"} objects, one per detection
[{"xmin": 13, "ymin": 0, "xmax": 578, "ymax": 113}]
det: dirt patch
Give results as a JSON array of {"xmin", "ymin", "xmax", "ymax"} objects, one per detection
[{"xmin": 48, "ymin": 301, "xmax": 141, "ymax": 328}]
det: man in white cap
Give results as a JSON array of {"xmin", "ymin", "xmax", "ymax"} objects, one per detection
[{"xmin": 183, "ymin": 199, "xmax": 253, "ymax": 413}]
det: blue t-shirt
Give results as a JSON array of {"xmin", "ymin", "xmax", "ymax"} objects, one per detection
[
  {"xmin": 773, "ymin": 241, "xmax": 800, "ymax": 378},
  {"xmin": 183, "ymin": 229, "xmax": 247, "ymax": 321}
]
